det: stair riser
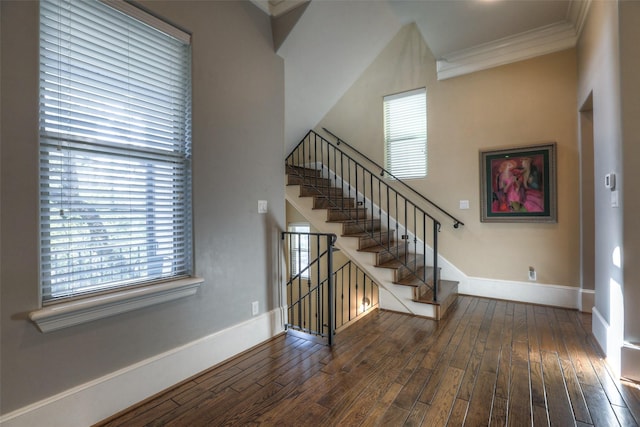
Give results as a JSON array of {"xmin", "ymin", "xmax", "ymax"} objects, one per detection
[
  {"xmin": 300, "ymin": 186, "xmax": 344, "ymax": 197},
  {"xmin": 285, "ymin": 165, "xmax": 321, "ymax": 177},
  {"xmin": 288, "ymin": 175, "xmax": 332, "ymax": 187},
  {"xmin": 395, "ymin": 267, "xmax": 435, "ymax": 287},
  {"xmin": 342, "ymin": 220, "xmax": 382, "ymax": 234},
  {"xmin": 393, "ymin": 260, "xmax": 426, "ymax": 282},
  {"xmin": 412, "ymin": 281, "xmax": 459, "ymax": 320},
  {"xmin": 357, "ymin": 232, "xmax": 394, "ymax": 249},
  {"xmin": 328, "ymin": 209, "xmax": 368, "ymax": 221},
  {"xmin": 375, "ymin": 244, "xmax": 409, "ymax": 265},
  {"xmin": 314, "ymin": 197, "xmax": 355, "ymax": 209}
]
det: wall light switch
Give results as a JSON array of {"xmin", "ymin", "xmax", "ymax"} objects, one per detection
[
  {"xmin": 258, "ymin": 200, "xmax": 268, "ymax": 214},
  {"xmin": 459, "ymin": 200, "xmax": 470, "ymax": 210}
]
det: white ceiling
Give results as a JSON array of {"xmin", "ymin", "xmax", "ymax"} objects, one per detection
[
  {"xmin": 252, "ymin": 0, "xmax": 591, "ymax": 147},
  {"xmin": 259, "ymin": 0, "xmax": 588, "ymax": 65},
  {"xmin": 398, "ymin": 1, "xmax": 577, "ymax": 56}
]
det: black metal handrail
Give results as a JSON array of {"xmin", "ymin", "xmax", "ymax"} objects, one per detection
[
  {"xmin": 286, "ymin": 130, "xmax": 446, "ymax": 301},
  {"xmin": 282, "ymin": 231, "xmax": 336, "ymax": 346},
  {"xmin": 322, "ymin": 127, "xmax": 464, "ymax": 229}
]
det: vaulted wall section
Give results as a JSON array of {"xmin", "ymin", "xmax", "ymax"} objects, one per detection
[{"xmin": 316, "ymin": 23, "xmax": 580, "ymax": 288}]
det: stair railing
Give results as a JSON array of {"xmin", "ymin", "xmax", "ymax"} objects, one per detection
[
  {"xmin": 282, "ymin": 231, "xmax": 336, "ymax": 346},
  {"xmin": 332, "ymin": 260, "xmax": 378, "ymax": 331},
  {"xmin": 286, "ymin": 130, "xmax": 454, "ymax": 302},
  {"xmin": 322, "ymin": 127, "xmax": 464, "ymax": 229}
]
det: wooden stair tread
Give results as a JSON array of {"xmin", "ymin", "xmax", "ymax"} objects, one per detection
[
  {"xmin": 313, "ymin": 196, "xmax": 356, "ymax": 210},
  {"xmin": 376, "ymin": 255, "xmax": 424, "ymax": 269},
  {"xmin": 286, "ymin": 165, "xmax": 321, "ymax": 175},
  {"xmin": 342, "ymin": 230, "xmax": 392, "ymax": 237},
  {"xmin": 413, "ymin": 280, "xmax": 459, "ymax": 305},
  {"xmin": 358, "ymin": 243, "xmax": 405, "ymax": 254},
  {"xmin": 394, "ymin": 266, "xmax": 436, "ymax": 287}
]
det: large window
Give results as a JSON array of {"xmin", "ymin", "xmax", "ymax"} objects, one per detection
[
  {"xmin": 39, "ymin": 0, "xmax": 193, "ymax": 303},
  {"xmin": 383, "ymin": 88, "xmax": 427, "ymax": 179}
]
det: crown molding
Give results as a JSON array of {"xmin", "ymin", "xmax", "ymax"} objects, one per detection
[
  {"xmin": 437, "ymin": 0, "xmax": 592, "ymax": 80},
  {"xmin": 568, "ymin": 0, "xmax": 592, "ymax": 38},
  {"xmin": 252, "ymin": 0, "xmax": 308, "ymax": 17},
  {"xmin": 269, "ymin": 0, "xmax": 308, "ymax": 17}
]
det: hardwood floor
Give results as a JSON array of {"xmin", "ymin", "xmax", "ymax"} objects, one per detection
[{"xmin": 95, "ymin": 296, "xmax": 640, "ymax": 426}]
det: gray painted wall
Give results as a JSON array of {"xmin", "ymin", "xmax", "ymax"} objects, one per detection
[
  {"xmin": 0, "ymin": 0, "xmax": 284, "ymax": 413},
  {"xmin": 578, "ymin": 0, "xmax": 622, "ymax": 330},
  {"xmin": 620, "ymin": 1, "xmax": 640, "ymax": 354},
  {"xmin": 578, "ymin": 0, "xmax": 640, "ymax": 381}
]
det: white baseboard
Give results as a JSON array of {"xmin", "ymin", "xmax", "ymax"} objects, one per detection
[
  {"xmin": 622, "ymin": 342, "xmax": 640, "ymax": 382},
  {"xmin": 592, "ymin": 306, "xmax": 621, "ymax": 377},
  {"xmin": 459, "ymin": 276, "xmax": 581, "ymax": 309},
  {"xmin": 0, "ymin": 309, "xmax": 285, "ymax": 427},
  {"xmin": 591, "ymin": 306, "xmax": 609, "ymax": 354},
  {"xmin": 580, "ymin": 289, "xmax": 595, "ymax": 313}
]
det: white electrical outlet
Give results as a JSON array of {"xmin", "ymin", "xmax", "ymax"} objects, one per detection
[
  {"xmin": 528, "ymin": 267, "xmax": 537, "ymax": 281},
  {"xmin": 258, "ymin": 200, "xmax": 268, "ymax": 214},
  {"xmin": 252, "ymin": 301, "xmax": 259, "ymax": 316},
  {"xmin": 611, "ymin": 191, "xmax": 619, "ymax": 208}
]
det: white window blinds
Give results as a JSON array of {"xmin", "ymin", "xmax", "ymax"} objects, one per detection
[
  {"xmin": 39, "ymin": 0, "xmax": 193, "ymax": 302},
  {"xmin": 383, "ymin": 88, "xmax": 427, "ymax": 179}
]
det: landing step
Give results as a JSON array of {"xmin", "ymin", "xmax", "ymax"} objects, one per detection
[{"xmin": 412, "ymin": 280, "xmax": 459, "ymax": 320}]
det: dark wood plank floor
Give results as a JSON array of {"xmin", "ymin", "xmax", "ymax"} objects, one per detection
[{"xmin": 95, "ymin": 296, "xmax": 640, "ymax": 426}]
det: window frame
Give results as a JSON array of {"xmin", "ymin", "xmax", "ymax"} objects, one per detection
[
  {"xmin": 383, "ymin": 87, "xmax": 428, "ymax": 180},
  {"xmin": 32, "ymin": 0, "xmax": 200, "ymax": 331},
  {"xmin": 287, "ymin": 223, "xmax": 311, "ymax": 280}
]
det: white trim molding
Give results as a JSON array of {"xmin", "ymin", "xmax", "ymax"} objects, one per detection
[
  {"xmin": 437, "ymin": 22, "xmax": 577, "ymax": 80},
  {"xmin": 1, "ymin": 308, "xmax": 285, "ymax": 427},
  {"xmin": 592, "ymin": 306, "xmax": 622, "ymax": 377},
  {"xmin": 580, "ymin": 288, "xmax": 595, "ymax": 313},
  {"xmin": 29, "ymin": 277, "xmax": 204, "ymax": 333},
  {"xmin": 459, "ymin": 276, "xmax": 581, "ymax": 309},
  {"xmin": 436, "ymin": 0, "xmax": 591, "ymax": 80},
  {"xmin": 622, "ymin": 342, "xmax": 640, "ymax": 383}
]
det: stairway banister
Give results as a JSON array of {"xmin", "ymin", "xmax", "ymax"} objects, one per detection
[
  {"xmin": 286, "ymin": 131, "xmax": 444, "ymax": 303},
  {"xmin": 290, "ymin": 131, "xmax": 439, "ymax": 224},
  {"xmin": 282, "ymin": 230, "xmax": 337, "ymax": 345},
  {"xmin": 321, "ymin": 127, "xmax": 464, "ymax": 229}
]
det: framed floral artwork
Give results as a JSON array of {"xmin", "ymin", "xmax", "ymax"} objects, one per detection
[{"xmin": 480, "ymin": 143, "xmax": 557, "ymax": 223}]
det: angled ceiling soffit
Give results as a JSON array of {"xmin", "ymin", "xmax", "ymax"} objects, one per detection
[{"xmin": 272, "ymin": 1, "xmax": 310, "ymax": 52}]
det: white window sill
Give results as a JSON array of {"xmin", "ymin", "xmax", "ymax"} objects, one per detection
[{"xmin": 29, "ymin": 277, "xmax": 204, "ymax": 333}]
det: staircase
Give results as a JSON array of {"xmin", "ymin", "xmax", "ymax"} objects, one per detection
[{"xmin": 285, "ymin": 131, "xmax": 460, "ymax": 320}]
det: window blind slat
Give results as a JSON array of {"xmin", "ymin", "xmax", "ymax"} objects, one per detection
[
  {"xmin": 383, "ymin": 88, "xmax": 427, "ymax": 179},
  {"xmin": 40, "ymin": 0, "xmax": 192, "ymax": 303}
]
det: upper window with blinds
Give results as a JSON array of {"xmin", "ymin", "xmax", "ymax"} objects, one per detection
[
  {"xmin": 383, "ymin": 88, "xmax": 427, "ymax": 180},
  {"xmin": 39, "ymin": 0, "xmax": 193, "ymax": 303}
]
